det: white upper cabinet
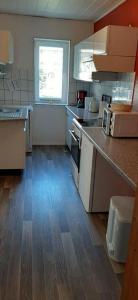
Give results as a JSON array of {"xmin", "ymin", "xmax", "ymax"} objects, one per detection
[
  {"xmin": 93, "ymin": 25, "xmax": 138, "ymax": 57},
  {"xmin": 0, "ymin": 31, "xmax": 14, "ymax": 65},
  {"xmin": 73, "ymin": 36, "xmax": 93, "ymax": 82},
  {"xmin": 73, "ymin": 25, "xmax": 138, "ymax": 80}
]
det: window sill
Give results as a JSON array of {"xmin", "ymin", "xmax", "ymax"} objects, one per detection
[{"xmin": 35, "ymin": 102, "xmax": 68, "ymax": 106}]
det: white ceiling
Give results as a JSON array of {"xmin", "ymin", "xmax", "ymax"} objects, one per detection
[{"xmin": 0, "ymin": 0, "xmax": 126, "ymax": 21}]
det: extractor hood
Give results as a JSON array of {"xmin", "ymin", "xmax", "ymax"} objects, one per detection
[
  {"xmin": 91, "ymin": 54, "xmax": 136, "ymax": 73},
  {"xmin": 77, "ymin": 25, "xmax": 138, "ymax": 81}
]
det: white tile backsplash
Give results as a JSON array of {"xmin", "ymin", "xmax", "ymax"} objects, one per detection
[
  {"xmin": 0, "ymin": 90, "xmax": 4, "ymax": 101},
  {"xmin": 20, "ymin": 80, "xmax": 28, "ymax": 91},
  {"xmin": 13, "ymin": 80, "xmax": 21, "ymax": 91},
  {"xmin": 28, "ymin": 91, "xmax": 34, "ymax": 102},
  {"xmin": 21, "ymin": 91, "xmax": 29, "ymax": 102},
  {"xmin": 92, "ymin": 72, "xmax": 135, "ymax": 103},
  {"xmin": 0, "ymin": 79, "xmax": 4, "ymax": 90},
  {"xmin": 12, "ymin": 91, "xmax": 21, "ymax": 102},
  {"xmin": 0, "ymin": 66, "xmax": 34, "ymax": 105},
  {"xmin": 69, "ymin": 80, "xmax": 92, "ymax": 105},
  {"xmin": 0, "ymin": 64, "xmax": 135, "ymax": 107},
  {"xmin": 3, "ymin": 79, "xmax": 9, "ymax": 90},
  {"xmin": 5, "ymin": 90, "xmax": 13, "ymax": 102}
]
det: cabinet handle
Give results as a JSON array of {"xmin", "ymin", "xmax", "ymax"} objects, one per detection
[{"xmin": 69, "ymin": 130, "xmax": 78, "ymax": 142}]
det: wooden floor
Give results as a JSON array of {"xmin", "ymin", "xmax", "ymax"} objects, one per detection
[{"xmin": 0, "ymin": 146, "xmax": 123, "ymax": 300}]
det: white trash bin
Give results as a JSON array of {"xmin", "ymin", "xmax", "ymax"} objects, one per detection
[{"xmin": 106, "ymin": 196, "xmax": 135, "ymax": 263}]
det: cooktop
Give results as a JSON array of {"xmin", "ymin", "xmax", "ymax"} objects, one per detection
[{"xmin": 77, "ymin": 118, "xmax": 103, "ymax": 127}]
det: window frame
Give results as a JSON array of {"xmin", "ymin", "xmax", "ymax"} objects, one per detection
[{"xmin": 34, "ymin": 38, "xmax": 70, "ymax": 105}]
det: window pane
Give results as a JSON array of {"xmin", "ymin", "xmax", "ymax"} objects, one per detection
[{"xmin": 39, "ymin": 46, "xmax": 63, "ymax": 99}]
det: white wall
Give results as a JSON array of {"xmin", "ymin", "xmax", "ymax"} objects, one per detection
[
  {"xmin": 33, "ymin": 105, "xmax": 66, "ymax": 145},
  {"xmin": 0, "ymin": 14, "xmax": 93, "ymax": 145}
]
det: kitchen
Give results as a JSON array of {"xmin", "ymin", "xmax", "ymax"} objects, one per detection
[{"xmin": 0, "ymin": 0, "xmax": 138, "ymax": 299}]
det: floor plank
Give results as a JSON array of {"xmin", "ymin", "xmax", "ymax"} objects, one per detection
[{"xmin": 0, "ymin": 146, "xmax": 122, "ymax": 300}]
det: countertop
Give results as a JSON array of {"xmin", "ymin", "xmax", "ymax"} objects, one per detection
[
  {"xmin": 66, "ymin": 105, "xmax": 99, "ymax": 120},
  {"xmin": 82, "ymin": 127, "xmax": 138, "ymax": 190}
]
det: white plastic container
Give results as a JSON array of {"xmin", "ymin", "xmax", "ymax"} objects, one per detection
[
  {"xmin": 106, "ymin": 196, "xmax": 134, "ymax": 263},
  {"xmin": 89, "ymin": 98, "xmax": 99, "ymax": 113},
  {"xmin": 85, "ymin": 97, "xmax": 92, "ymax": 110}
]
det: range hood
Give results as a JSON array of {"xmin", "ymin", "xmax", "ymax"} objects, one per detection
[
  {"xmin": 77, "ymin": 25, "xmax": 138, "ymax": 81},
  {"xmin": 91, "ymin": 54, "xmax": 136, "ymax": 73}
]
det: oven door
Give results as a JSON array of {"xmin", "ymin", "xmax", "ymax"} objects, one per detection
[{"xmin": 69, "ymin": 129, "xmax": 80, "ymax": 171}]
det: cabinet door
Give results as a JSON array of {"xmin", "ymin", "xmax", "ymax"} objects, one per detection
[
  {"xmin": 108, "ymin": 25, "xmax": 138, "ymax": 56},
  {"xmin": 93, "ymin": 25, "xmax": 137, "ymax": 57},
  {"xmin": 0, "ymin": 31, "xmax": 14, "ymax": 64},
  {"xmin": 79, "ymin": 134, "xmax": 96, "ymax": 212},
  {"xmin": 73, "ymin": 40, "xmax": 93, "ymax": 82},
  {"xmin": 92, "ymin": 151, "xmax": 134, "ymax": 212},
  {"xmin": 66, "ymin": 112, "xmax": 73, "ymax": 150},
  {"xmin": 93, "ymin": 26, "xmax": 108, "ymax": 55}
]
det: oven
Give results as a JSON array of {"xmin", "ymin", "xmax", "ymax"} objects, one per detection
[
  {"xmin": 69, "ymin": 119, "xmax": 82, "ymax": 188},
  {"xmin": 69, "ymin": 116, "xmax": 103, "ymax": 188}
]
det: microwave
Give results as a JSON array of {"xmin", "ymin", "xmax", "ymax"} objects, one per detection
[{"xmin": 102, "ymin": 108, "xmax": 138, "ymax": 137}]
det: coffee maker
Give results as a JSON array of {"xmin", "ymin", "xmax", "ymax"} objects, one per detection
[{"xmin": 77, "ymin": 90, "xmax": 87, "ymax": 108}]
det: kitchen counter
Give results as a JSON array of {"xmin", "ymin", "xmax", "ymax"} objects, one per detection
[
  {"xmin": 82, "ymin": 127, "xmax": 138, "ymax": 190},
  {"xmin": 66, "ymin": 105, "xmax": 99, "ymax": 120}
]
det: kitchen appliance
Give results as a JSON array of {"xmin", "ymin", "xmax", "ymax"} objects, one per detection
[
  {"xmin": 89, "ymin": 98, "xmax": 99, "ymax": 113},
  {"xmin": 85, "ymin": 97, "xmax": 92, "ymax": 110},
  {"xmin": 103, "ymin": 108, "xmax": 138, "ymax": 137},
  {"xmin": 77, "ymin": 90, "xmax": 87, "ymax": 108},
  {"xmin": 69, "ymin": 117, "xmax": 102, "ymax": 188},
  {"xmin": 69, "ymin": 120, "xmax": 81, "ymax": 188},
  {"xmin": 98, "ymin": 94, "xmax": 112, "ymax": 118}
]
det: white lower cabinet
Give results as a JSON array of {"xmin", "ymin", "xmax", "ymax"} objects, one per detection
[
  {"xmin": 79, "ymin": 132, "xmax": 134, "ymax": 213},
  {"xmin": 0, "ymin": 120, "xmax": 26, "ymax": 169},
  {"xmin": 79, "ymin": 133, "xmax": 96, "ymax": 212}
]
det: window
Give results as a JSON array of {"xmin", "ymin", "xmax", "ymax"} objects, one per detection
[{"xmin": 34, "ymin": 39, "xmax": 70, "ymax": 105}]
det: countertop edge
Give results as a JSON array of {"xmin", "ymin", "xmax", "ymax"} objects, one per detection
[{"xmin": 66, "ymin": 105, "xmax": 81, "ymax": 119}]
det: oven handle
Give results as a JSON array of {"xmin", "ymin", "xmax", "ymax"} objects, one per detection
[{"xmin": 69, "ymin": 129, "xmax": 79, "ymax": 143}]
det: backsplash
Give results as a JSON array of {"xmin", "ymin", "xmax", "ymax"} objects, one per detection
[
  {"xmin": 68, "ymin": 72, "xmax": 135, "ymax": 106},
  {"xmin": 0, "ymin": 66, "xmax": 34, "ymax": 105},
  {"xmin": 0, "ymin": 66, "xmax": 135, "ymax": 106},
  {"xmin": 68, "ymin": 78, "xmax": 91, "ymax": 105},
  {"xmin": 92, "ymin": 73, "xmax": 135, "ymax": 102},
  {"xmin": 0, "ymin": 65, "xmax": 91, "ymax": 106}
]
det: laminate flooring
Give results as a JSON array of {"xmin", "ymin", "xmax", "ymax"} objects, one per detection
[{"xmin": 0, "ymin": 146, "xmax": 123, "ymax": 300}]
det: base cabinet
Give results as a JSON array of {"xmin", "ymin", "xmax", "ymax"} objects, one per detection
[
  {"xmin": 0, "ymin": 120, "xmax": 26, "ymax": 169},
  {"xmin": 79, "ymin": 133, "xmax": 134, "ymax": 213}
]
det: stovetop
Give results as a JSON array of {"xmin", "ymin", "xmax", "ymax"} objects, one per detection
[{"xmin": 77, "ymin": 118, "xmax": 103, "ymax": 127}]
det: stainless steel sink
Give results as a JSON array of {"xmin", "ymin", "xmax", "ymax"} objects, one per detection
[
  {"xmin": 0, "ymin": 107, "xmax": 25, "ymax": 119},
  {"xmin": 0, "ymin": 108, "xmax": 21, "ymax": 113}
]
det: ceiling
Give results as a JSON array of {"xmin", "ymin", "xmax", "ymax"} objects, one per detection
[{"xmin": 0, "ymin": 0, "xmax": 126, "ymax": 21}]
